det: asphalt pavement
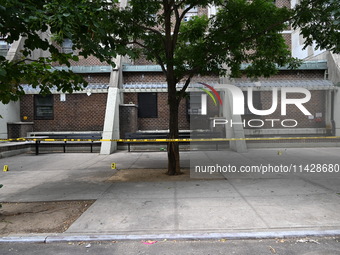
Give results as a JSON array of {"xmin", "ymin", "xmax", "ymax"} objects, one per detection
[{"xmin": 1, "ymin": 237, "xmax": 340, "ymax": 255}]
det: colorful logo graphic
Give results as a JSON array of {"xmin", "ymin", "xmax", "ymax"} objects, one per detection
[{"xmin": 197, "ymin": 82, "xmax": 223, "ymax": 106}]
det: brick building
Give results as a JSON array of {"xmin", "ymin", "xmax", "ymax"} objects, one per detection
[{"xmin": 1, "ymin": 1, "xmax": 340, "ymax": 153}]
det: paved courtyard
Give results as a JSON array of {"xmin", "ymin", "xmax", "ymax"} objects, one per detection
[{"xmin": 0, "ymin": 148, "xmax": 339, "ymax": 239}]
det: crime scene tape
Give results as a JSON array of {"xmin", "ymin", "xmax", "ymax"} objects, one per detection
[{"xmin": 1, "ymin": 136, "xmax": 340, "ymax": 142}]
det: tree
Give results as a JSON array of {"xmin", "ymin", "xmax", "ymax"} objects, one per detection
[
  {"xmin": 65, "ymin": 0, "xmax": 297, "ymax": 175},
  {"xmin": 293, "ymin": 0, "xmax": 340, "ymax": 54},
  {"xmin": 0, "ymin": 0, "xmax": 87, "ymax": 104},
  {"xmin": 1, "ymin": 0, "xmax": 338, "ymax": 175}
]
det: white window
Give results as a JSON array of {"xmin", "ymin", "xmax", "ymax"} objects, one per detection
[
  {"xmin": 184, "ymin": 13, "xmax": 196, "ymax": 22},
  {"xmin": 62, "ymin": 39, "xmax": 73, "ymax": 54},
  {"xmin": 188, "ymin": 93, "xmax": 205, "ymax": 115},
  {"xmin": 184, "ymin": 5, "xmax": 198, "ymax": 22},
  {"xmin": 0, "ymin": 39, "xmax": 10, "ymax": 57},
  {"xmin": 185, "ymin": 5, "xmax": 198, "ymax": 13}
]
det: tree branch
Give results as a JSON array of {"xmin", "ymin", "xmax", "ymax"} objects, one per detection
[
  {"xmin": 163, "ymin": 0, "xmax": 173, "ymax": 58},
  {"xmin": 174, "ymin": 0, "xmax": 186, "ymax": 8},
  {"xmin": 129, "ymin": 40, "xmax": 167, "ymax": 75},
  {"xmin": 137, "ymin": 24, "xmax": 163, "ymax": 37},
  {"xmin": 178, "ymin": 74, "xmax": 193, "ymax": 100},
  {"xmin": 12, "ymin": 58, "xmax": 49, "ymax": 66},
  {"xmin": 172, "ymin": 3, "xmax": 195, "ymax": 49},
  {"xmin": 177, "ymin": 64, "xmax": 203, "ymax": 93}
]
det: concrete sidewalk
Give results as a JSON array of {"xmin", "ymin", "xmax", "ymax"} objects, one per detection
[{"xmin": 0, "ymin": 148, "xmax": 340, "ymax": 241}]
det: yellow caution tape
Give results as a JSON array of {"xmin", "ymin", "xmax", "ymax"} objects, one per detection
[{"xmin": 1, "ymin": 136, "xmax": 340, "ymax": 142}]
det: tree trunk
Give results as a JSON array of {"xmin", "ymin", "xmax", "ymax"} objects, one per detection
[{"xmin": 167, "ymin": 84, "xmax": 181, "ymax": 175}]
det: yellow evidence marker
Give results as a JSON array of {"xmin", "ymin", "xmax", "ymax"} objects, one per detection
[
  {"xmin": 111, "ymin": 163, "xmax": 116, "ymax": 170},
  {"xmin": 3, "ymin": 165, "xmax": 9, "ymax": 172}
]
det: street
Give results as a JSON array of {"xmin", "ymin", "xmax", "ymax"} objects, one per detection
[{"xmin": 0, "ymin": 237, "xmax": 339, "ymax": 255}]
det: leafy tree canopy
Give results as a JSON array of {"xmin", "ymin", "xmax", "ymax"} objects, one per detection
[
  {"xmin": 0, "ymin": 0, "xmax": 86, "ymax": 103},
  {"xmin": 0, "ymin": 0, "xmax": 338, "ymax": 105},
  {"xmin": 293, "ymin": 0, "xmax": 340, "ymax": 54},
  {"xmin": 54, "ymin": 0, "xmax": 300, "ymax": 84}
]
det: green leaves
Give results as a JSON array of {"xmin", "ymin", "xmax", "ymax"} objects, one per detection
[
  {"xmin": 293, "ymin": 0, "xmax": 340, "ymax": 53},
  {"xmin": 0, "ymin": 57, "xmax": 86, "ymax": 104},
  {"xmin": 0, "ymin": 0, "xmax": 91, "ymax": 104},
  {"xmin": 42, "ymin": 0, "xmax": 124, "ymax": 66},
  {"xmin": 0, "ymin": 0, "xmax": 338, "ymax": 105},
  {"xmin": 205, "ymin": 0, "xmax": 295, "ymax": 78}
]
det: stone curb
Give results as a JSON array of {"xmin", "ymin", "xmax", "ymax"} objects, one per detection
[{"xmin": 1, "ymin": 230, "xmax": 339, "ymax": 243}]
